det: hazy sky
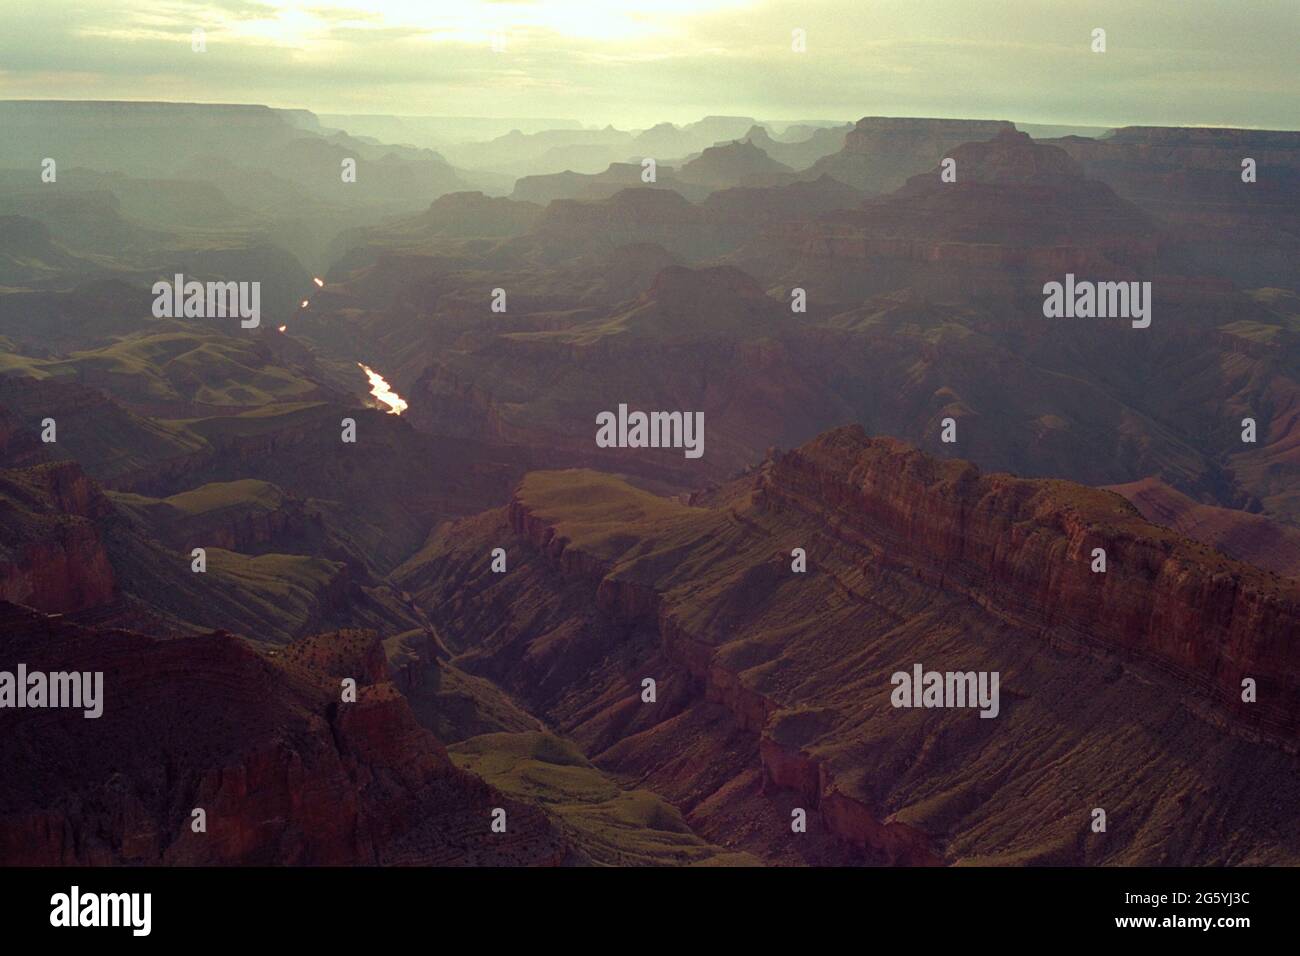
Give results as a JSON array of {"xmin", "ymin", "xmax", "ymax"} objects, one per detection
[{"xmin": 1, "ymin": 0, "xmax": 1296, "ymax": 130}]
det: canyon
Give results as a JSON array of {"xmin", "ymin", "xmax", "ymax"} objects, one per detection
[
  {"xmin": 1, "ymin": 103, "xmax": 1297, "ymax": 868},
  {"xmin": 395, "ymin": 429, "xmax": 1300, "ymax": 865},
  {"xmin": 0, "ymin": 602, "xmax": 569, "ymax": 865}
]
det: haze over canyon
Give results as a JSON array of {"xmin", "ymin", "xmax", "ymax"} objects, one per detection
[{"xmin": 0, "ymin": 1, "xmax": 1297, "ymax": 872}]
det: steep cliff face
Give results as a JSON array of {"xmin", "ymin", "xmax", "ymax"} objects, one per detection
[
  {"xmin": 109, "ymin": 479, "xmax": 330, "ymax": 556},
  {"xmin": 760, "ymin": 128, "xmax": 1163, "ymax": 302},
  {"xmin": 533, "ymin": 188, "xmax": 730, "ymax": 260},
  {"xmin": 806, "ymin": 117, "xmax": 1016, "ymax": 193},
  {"xmin": 0, "ymin": 605, "xmax": 567, "ymax": 866},
  {"xmin": 512, "ymin": 164, "xmax": 708, "ymax": 205},
  {"xmin": 0, "ymin": 377, "xmax": 212, "ymax": 491},
  {"xmin": 0, "ymin": 406, "xmax": 48, "ymax": 470},
  {"xmin": 181, "ymin": 500, "xmax": 315, "ymax": 552},
  {"xmin": 330, "ymin": 192, "xmax": 545, "ymax": 272},
  {"xmin": 761, "ymin": 428, "xmax": 1300, "ymax": 740},
  {"xmin": 393, "ymin": 263, "xmax": 851, "ymax": 486},
  {"xmin": 157, "ymin": 403, "xmax": 523, "ymax": 576},
  {"xmin": 404, "ymin": 433, "xmax": 1300, "ymax": 865},
  {"xmin": 1048, "ymin": 126, "xmax": 1300, "ymax": 290},
  {"xmin": 446, "ymin": 487, "xmax": 966, "ymax": 863},
  {"xmin": 740, "ymin": 124, "xmax": 851, "ymax": 171},
  {"xmin": 0, "ymin": 451, "xmax": 424, "ymax": 644},
  {"xmin": 677, "ymin": 139, "xmax": 795, "ymax": 190},
  {"xmin": 0, "ymin": 461, "xmax": 116, "ymax": 613},
  {"xmin": 286, "ymin": 123, "xmax": 1294, "ymax": 524},
  {"xmin": 701, "ymin": 175, "xmax": 862, "ymax": 224},
  {"xmin": 501, "ymin": 429, "xmax": 1300, "ymax": 745},
  {"xmin": 1107, "ymin": 476, "xmax": 1300, "ymax": 579}
]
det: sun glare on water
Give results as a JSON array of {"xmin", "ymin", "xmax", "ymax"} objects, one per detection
[{"xmin": 358, "ymin": 362, "xmax": 408, "ymax": 415}]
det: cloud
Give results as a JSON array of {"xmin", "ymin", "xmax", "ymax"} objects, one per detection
[{"xmin": 1, "ymin": 0, "xmax": 1295, "ymax": 129}]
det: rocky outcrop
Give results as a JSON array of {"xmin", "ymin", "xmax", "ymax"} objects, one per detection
[
  {"xmin": 486, "ymin": 426, "xmax": 1300, "ymax": 865},
  {"xmin": 124, "ymin": 482, "xmax": 328, "ymax": 555},
  {"xmin": 331, "ymin": 191, "xmax": 545, "ymax": 268},
  {"xmin": 773, "ymin": 129, "xmax": 1162, "ymax": 300},
  {"xmin": 0, "ymin": 604, "xmax": 567, "ymax": 866},
  {"xmin": 410, "ymin": 191, "xmax": 543, "ymax": 237},
  {"xmin": 1047, "ymin": 126, "xmax": 1300, "ymax": 290},
  {"xmin": 759, "ymin": 427, "xmax": 1300, "ymax": 741},
  {"xmin": 512, "ymin": 164, "xmax": 708, "ymax": 206},
  {"xmin": 806, "ymin": 116, "xmax": 1016, "ymax": 193},
  {"xmin": 532, "ymin": 188, "xmax": 747, "ymax": 260},
  {"xmin": 0, "ymin": 407, "xmax": 47, "ymax": 471},
  {"xmin": 677, "ymin": 139, "xmax": 795, "ymax": 190},
  {"xmin": 1107, "ymin": 476, "xmax": 1300, "ymax": 579},
  {"xmin": 0, "ymin": 377, "xmax": 212, "ymax": 492},
  {"xmin": 739, "ymin": 124, "xmax": 851, "ymax": 171},
  {"xmin": 0, "ymin": 462, "xmax": 116, "ymax": 613},
  {"xmin": 505, "ymin": 488, "xmax": 945, "ymax": 862},
  {"xmin": 701, "ymin": 175, "xmax": 861, "ymax": 224},
  {"xmin": 183, "ymin": 500, "xmax": 317, "ymax": 553}
]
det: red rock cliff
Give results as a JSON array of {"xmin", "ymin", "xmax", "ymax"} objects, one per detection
[
  {"xmin": 0, "ymin": 604, "xmax": 567, "ymax": 866},
  {"xmin": 757, "ymin": 426, "xmax": 1300, "ymax": 742},
  {"xmin": 0, "ymin": 462, "xmax": 116, "ymax": 613}
]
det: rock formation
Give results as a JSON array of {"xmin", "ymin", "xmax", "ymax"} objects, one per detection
[
  {"xmin": 0, "ymin": 604, "xmax": 568, "ymax": 865},
  {"xmin": 399, "ymin": 428, "xmax": 1300, "ymax": 865}
]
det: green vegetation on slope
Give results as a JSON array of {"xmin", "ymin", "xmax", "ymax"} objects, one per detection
[{"xmin": 451, "ymin": 732, "xmax": 759, "ymax": 867}]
